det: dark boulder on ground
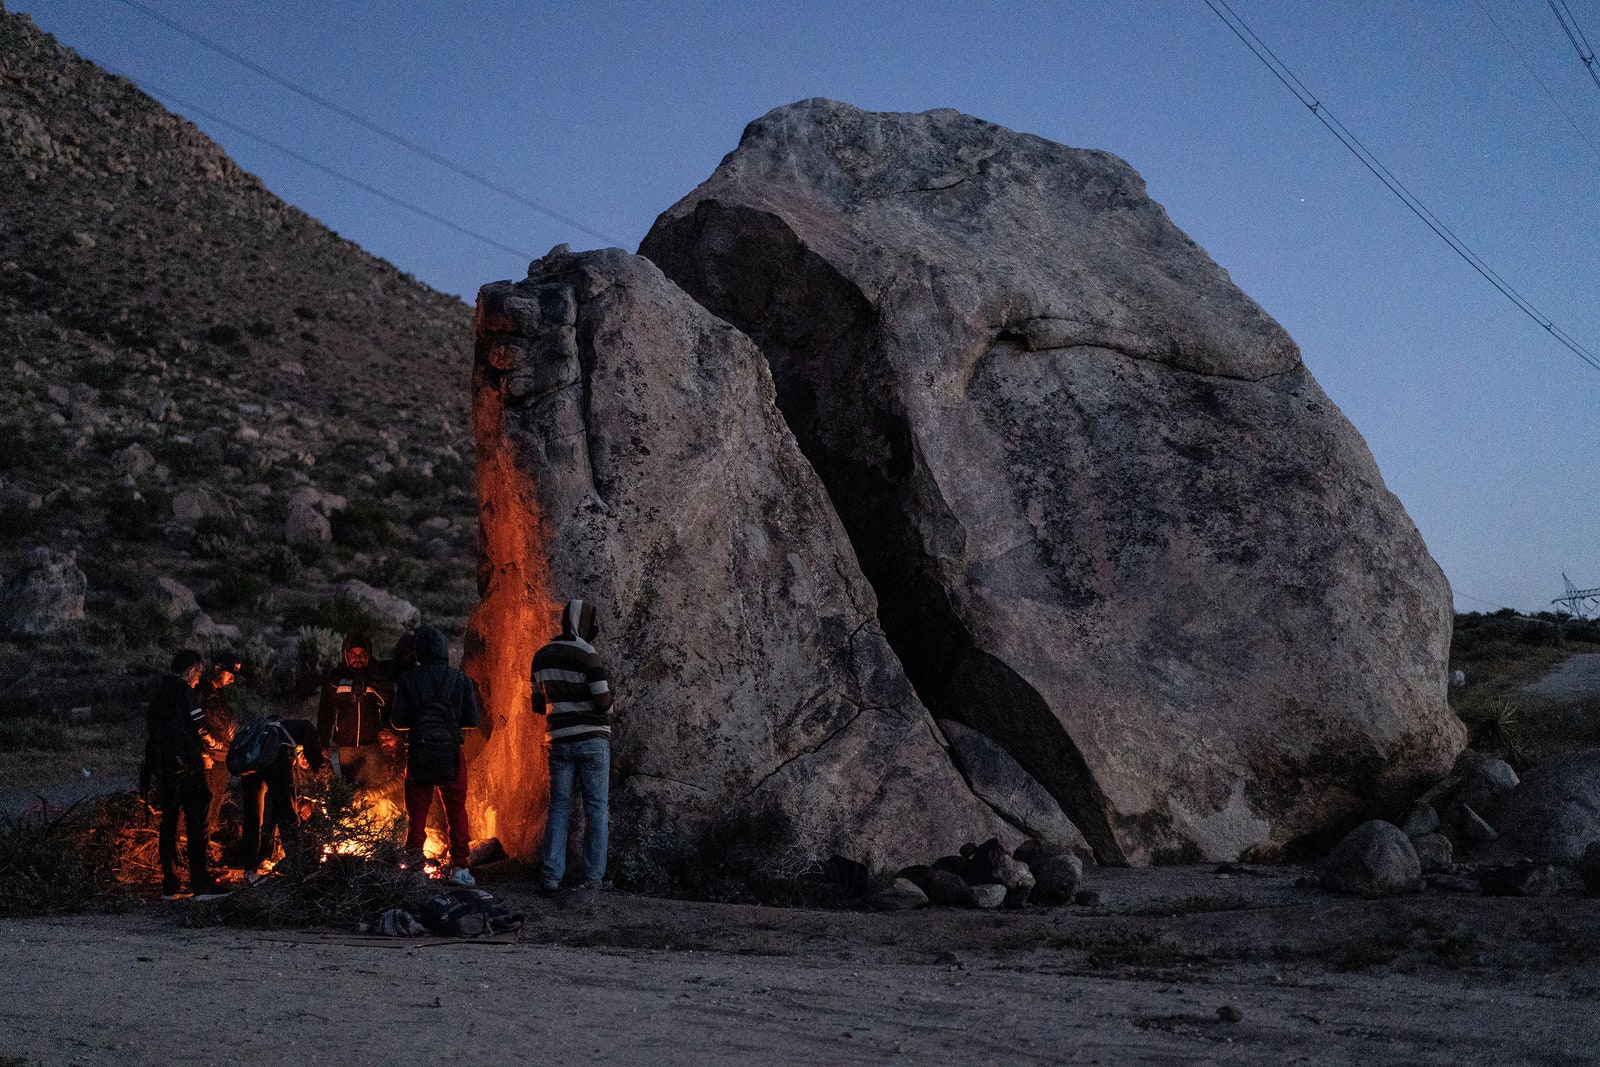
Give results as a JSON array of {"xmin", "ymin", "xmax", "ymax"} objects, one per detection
[
  {"xmin": 1498, "ymin": 748, "xmax": 1600, "ymax": 864},
  {"xmin": 642, "ymin": 98, "xmax": 1463, "ymax": 865},
  {"xmin": 1318, "ymin": 820, "xmax": 1421, "ymax": 897}
]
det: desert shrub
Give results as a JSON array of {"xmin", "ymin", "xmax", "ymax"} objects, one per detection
[
  {"xmin": 260, "ymin": 543, "xmax": 302, "ymax": 584},
  {"xmin": 77, "ymin": 361, "xmax": 129, "ymax": 391},
  {"xmin": 366, "ymin": 554, "xmax": 422, "ymax": 592},
  {"xmin": 1334, "ymin": 936, "xmax": 1400, "ymax": 971},
  {"xmin": 103, "ymin": 599, "xmax": 179, "ymax": 653},
  {"xmin": 0, "ymin": 717, "xmax": 135, "ymax": 754},
  {"xmin": 330, "ymin": 500, "xmax": 399, "ymax": 549},
  {"xmin": 152, "ymin": 439, "xmax": 210, "ymax": 479},
  {"xmin": 115, "ymin": 488, "xmax": 170, "ymax": 542},
  {"xmin": 1151, "ymin": 840, "xmax": 1204, "ymax": 866},
  {"xmin": 204, "ymin": 565, "xmax": 269, "ymax": 611},
  {"xmin": 295, "ymin": 625, "xmax": 345, "ymax": 683},
  {"xmin": 205, "ymin": 323, "xmax": 242, "ymax": 346},
  {"xmin": 285, "ymin": 599, "xmax": 385, "ymax": 642},
  {"xmin": 0, "ymin": 794, "xmax": 137, "ymax": 917},
  {"xmin": 378, "ymin": 465, "xmax": 435, "ymax": 501},
  {"xmin": 0, "ymin": 430, "xmax": 61, "ymax": 474}
]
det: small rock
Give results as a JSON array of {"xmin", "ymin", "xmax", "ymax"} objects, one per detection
[
  {"xmin": 284, "ymin": 500, "xmax": 331, "ymax": 545},
  {"xmin": 1318, "ymin": 820, "xmax": 1421, "ymax": 897},
  {"xmin": 868, "ymin": 878, "xmax": 927, "ymax": 911},
  {"xmin": 1073, "ymin": 888, "xmax": 1106, "ymax": 907},
  {"xmin": 112, "ymin": 443, "xmax": 156, "ymax": 478},
  {"xmin": 1457, "ymin": 804, "xmax": 1499, "ymax": 844},
  {"xmin": 338, "ymin": 579, "xmax": 420, "ymax": 631},
  {"xmin": 912, "ymin": 867, "xmax": 974, "ymax": 907},
  {"xmin": 170, "ymin": 488, "xmax": 220, "ymax": 530},
  {"xmin": 1398, "ymin": 801, "xmax": 1440, "ymax": 837},
  {"xmin": 970, "ymin": 883, "xmax": 1006, "ymax": 910},
  {"xmin": 1412, "ymin": 832, "xmax": 1453, "ymax": 874},
  {"xmin": 1217, "ymin": 1005, "xmax": 1243, "ymax": 1023},
  {"xmin": 1031, "ymin": 853, "xmax": 1084, "ymax": 906},
  {"xmin": 146, "ymin": 576, "xmax": 200, "ymax": 622}
]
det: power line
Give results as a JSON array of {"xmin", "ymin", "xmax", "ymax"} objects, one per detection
[
  {"xmin": 1548, "ymin": 0, "xmax": 1600, "ymax": 91},
  {"xmin": 1476, "ymin": 0, "xmax": 1600, "ymax": 165},
  {"xmin": 111, "ymin": 0, "xmax": 627, "ymax": 248},
  {"xmin": 1204, "ymin": 0, "xmax": 1600, "ymax": 375},
  {"xmin": 130, "ymin": 75, "xmax": 538, "ymax": 262}
]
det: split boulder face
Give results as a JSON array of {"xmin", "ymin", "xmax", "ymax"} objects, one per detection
[
  {"xmin": 641, "ymin": 98, "xmax": 1464, "ymax": 864},
  {"xmin": 467, "ymin": 246, "xmax": 1009, "ymax": 868}
]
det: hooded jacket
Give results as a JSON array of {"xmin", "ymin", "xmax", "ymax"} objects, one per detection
[
  {"xmin": 530, "ymin": 599, "xmax": 614, "ymax": 744},
  {"xmin": 392, "ymin": 625, "xmax": 480, "ymax": 736},
  {"xmin": 317, "ymin": 630, "xmax": 393, "ymax": 750}
]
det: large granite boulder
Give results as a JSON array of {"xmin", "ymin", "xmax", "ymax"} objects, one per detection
[
  {"xmin": 465, "ymin": 246, "xmax": 1009, "ymax": 866},
  {"xmin": 1498, "ymin": 748, "xmax": 1600, "ymax": 864},
  {"xmin": 641, "ymin": 98, "xmax": 1464, "ymax": 864}
]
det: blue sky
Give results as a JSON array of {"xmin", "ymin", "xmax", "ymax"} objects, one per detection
[{"xmin": 12, "ymin": 0, "xmax": 1600, "ymax": 613}]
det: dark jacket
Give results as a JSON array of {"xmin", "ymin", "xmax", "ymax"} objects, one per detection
[
  {"xmin": 531, "ymin": 598, "xmax": 613, "ymax": 744},
  {"xmin": 392, "ymin": 626, "xmax": 479, "ymax": 737},
  {"xmin": 318, "ymin": 663, "xmax": 394, "ymax": 750},
  {"xmin": 145, "ymin": 672, "xmax": 205, "ymax": 780}
]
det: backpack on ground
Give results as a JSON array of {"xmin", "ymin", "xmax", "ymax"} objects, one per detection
[
  {"xmin": 419, "ymin": 886, "xmax": 524, "ymax": 936},
  {"xmin": 227, "ymin": 717, "xmax": 288, "ymax": 775},
  {"xmin": 407, "ymin": 675, "xmax": 460, "ymax": 787}
]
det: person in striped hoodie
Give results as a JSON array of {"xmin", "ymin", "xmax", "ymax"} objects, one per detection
[{"xmin": 531, "ymin": 599, "xmax": 614, "ymax": 895}]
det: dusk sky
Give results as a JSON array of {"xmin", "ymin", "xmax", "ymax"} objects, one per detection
[{"xmin": 13, "ymin": 0, "xmax": 1600, "ymax": 614}]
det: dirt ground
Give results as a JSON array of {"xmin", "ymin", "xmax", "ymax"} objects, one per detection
[{"xmin": 3, "ymin": 864, "xmax": 1598, "ymax": 1066}]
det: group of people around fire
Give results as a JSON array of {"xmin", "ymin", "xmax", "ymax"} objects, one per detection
[{"xmin": 142, "ymin": 599, "xmax": 611, "ymax": 903}]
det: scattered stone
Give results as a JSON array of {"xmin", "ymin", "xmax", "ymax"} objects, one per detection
[
  {"xmin": 911, "ymin": 867, "xmax": 974, "ymax": 907},
  {"xmin": 1031, "ymin": 853, "xmax": 1084, "ymax": 906},
  {"xmin": 111, "ymin": 442, "xmax": 156, "ymax": 478},
  {"xmin": 1318, "ymin": 820, "xmax": 1421, "ymax": 897},
  {"xmin": 1398, "ymin": 801, "xmax": 1440, "ymax": 838},
  {"xmin": 145, "ymin": 576, "xmax": 200, "ymax": 622},
  {"xmin": 963, "ymin": 838, "xmax": 1035, "ymax": 891},
  {"xmin": 1498, "ymin": 748, "xmax": 1600, "ymax": 864},
  {"xmin": 1217, "ymin": 1005, "xmax": 1243, "ymax": 1024},
  {"xmin": 1073, "ymin": 888, "xmax": 1106, "ymax": 908},
  {"xmin": 148, "ymin": 396, "xmax": 177, "ymax": 422},
  {"xmin": 1455, "ymin": 756, "xmax": 1519, "ymax": 820},
  {"xmin": 1412, "ymin": 832, "xmax": 1454, "ymax": 874},
  {"xmin": 970, "ymin": 884, "xmax": 1006, "ymax": 910},
  {"xmin": 170, "ymin": 488, "xmax": 220, "ymax": 530},
  {"xmin": 188, "ymin": 613, "xmax": 241, "ymax": 642},
  {"xmin": 868, "ymin": 878, "xmax": 927, "ymax": 911},
  {"xmin": 0, "ymin": 547, "xmax": 86, "ymax": 636},
  {"xmin": 284, "ymin": 499, "xmax": 331, "ymax": 544},
  {"xmin": 337, "ymin": 579, "xmax": 420, "ymax": 631},
  {"xmin": 1457, "ymin": 804, "xmax": 1499, "ymax": 844},
  {"xmin": 931, "ymin": 855, "xmax": 969, "ymax": 878}
]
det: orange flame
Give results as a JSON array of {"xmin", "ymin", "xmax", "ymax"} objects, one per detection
[{"xmin": 462, "ymin": 299, "xmax": 558, "ymax": 861}]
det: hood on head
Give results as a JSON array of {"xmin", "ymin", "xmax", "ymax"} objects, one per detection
[
  {"xmin": 342, "ymin": 631, "xmax": 372, "ymax": 655},
  {"xmin": 416, "ymin": 625, "xmax": 450, "ymax": 664},
  {"xmin": 560, "ymin": 599, "xmax": 599, "ymax": 642}
]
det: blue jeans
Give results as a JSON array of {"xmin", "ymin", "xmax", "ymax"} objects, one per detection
[{"xmin": 540, "ymin": 737, "xmax": 609, "ymax": 889}]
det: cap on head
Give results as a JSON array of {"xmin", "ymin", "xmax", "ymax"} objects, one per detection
[
  {"xmin": 211, "ymin": 649, "xmax": 242, "ymax": 673},
  {"xmin": 170, "ymin": 649, "xmax": 204, "ymax": 675}
]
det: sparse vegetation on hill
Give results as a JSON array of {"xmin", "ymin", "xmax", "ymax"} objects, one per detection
[{"xmin": 0, "ymin": 4, "xmax": 479, "ymax": 755}]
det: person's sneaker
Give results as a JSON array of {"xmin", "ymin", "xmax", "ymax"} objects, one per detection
[
  {"xmin": 160, "ymin": 888, "xmax": 190, "ymax": 901},
  {"xmin": 194, "ymin": 888, "xmax": 232, "ymax": 902},
  {"xmin": 536, "ymin": 884, "xmax": 559, "ymax": 898},
  {"xmin": 449, "ymin": 866, "xmax": 476, "ymax": 887},
  {"xmin": 242, "ymin": 867, "xmax": 266, "ymax": 888}
]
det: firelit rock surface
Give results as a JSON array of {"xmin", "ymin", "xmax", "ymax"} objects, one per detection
[
  {"xmin": 466, "ymin": 246, "xmax": 1009, "ymax": 867},
  {"xmin": 641, "ymin": 98, "xmax": 1463, "ymax": 863}
]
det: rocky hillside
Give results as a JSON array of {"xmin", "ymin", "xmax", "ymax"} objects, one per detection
[{"xmin": 0, "ymin": 4, "xmax": 477, "ymax": 719}]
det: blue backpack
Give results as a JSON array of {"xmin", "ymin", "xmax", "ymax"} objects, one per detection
[{"xmin": 227, "ymin": 717, "xmax": 289, "ymax": 775}]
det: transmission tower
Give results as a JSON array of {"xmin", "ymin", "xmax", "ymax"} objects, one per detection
[{"xmin": 1552, "ymin": 573, "xmax": 1600, "ymax": 618}]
